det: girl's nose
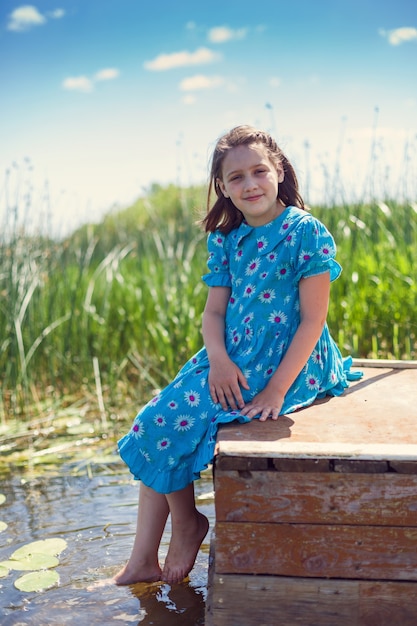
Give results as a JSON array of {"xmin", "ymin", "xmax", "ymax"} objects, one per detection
[{"xmin": 243, "ymin": 176, "xmax": 257, "ymax": 191}]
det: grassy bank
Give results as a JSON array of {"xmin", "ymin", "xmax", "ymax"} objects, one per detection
[{"xmin": 1, "ymin": 184, "xmax": 416, "ymax": 427}]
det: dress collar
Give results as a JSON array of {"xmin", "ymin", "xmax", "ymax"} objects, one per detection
[{"xmin": 232, "ymin": 206, "xmax": 305, "ymax": 254}]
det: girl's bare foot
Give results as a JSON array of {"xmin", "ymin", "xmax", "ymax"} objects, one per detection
[
  {"xmin": 161, "ymin": 511, "xmax": 209, "ymax": 585},
  {"xmin": 112, "ymin": 560, "xmax": 162, "ymax": 585}
]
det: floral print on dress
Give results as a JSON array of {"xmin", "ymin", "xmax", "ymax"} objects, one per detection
[
  {"xmin": 184, "ymin": 391, "xmax": 200, "ymax": 407},
  {"xmin": 174, "ymin": 415, "xmax": 195, "ymax": 432},
  {"xmin": 268, "ymin": 310, "xmax": 288, "ymax": 325},
  {"xmin": 246, "ymin": 258, "xmax": 261, "ymax": 275},
  {"xmin": 154, "ymin": 414, "xmax": 166, "ymax": 427},
  {"xmin": 258, "ymin": 289, "xmax": 276, "ymax": 304},
  {"xmin": 118, "ymin": 206, "xmax": 352, "ymax": 494}
]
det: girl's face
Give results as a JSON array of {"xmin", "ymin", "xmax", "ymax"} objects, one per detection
[{"xmin": 217, "ymin": 143, "xmax": 285, "ymax": 227}]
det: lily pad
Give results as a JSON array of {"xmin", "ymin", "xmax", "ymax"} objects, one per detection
[
  {"xmin": 0, "ymin": 521, "xmax": 7, "ymax": 532},
  {"xmin": 0, "ymin": 494, "xmax": 5, "ymax": 505},
  {"xmin": 0, "ymin": 553, "xmax": 59, "ymax": 571},
  {"xmin": 0, "ymin": 564, "xmax": 9, "ymax": 578},
  {"xmin": 14, "ymin": 569, "xmax": 59, "ymax": 592},
  {"xmin": 11, "ymin": 538, "xmax": 67, "ymax": 560}
]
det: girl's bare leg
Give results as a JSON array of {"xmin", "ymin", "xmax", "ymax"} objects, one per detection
[
  {"xmin": 113, "ymin": 483, "xmax": 169, "ymax": 585},
  {"xmin": 162, "ymin": 483, "xmax": 209, "ymax": 585}
]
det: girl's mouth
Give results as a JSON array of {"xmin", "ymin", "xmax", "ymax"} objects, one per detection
[{"xmin": 245, "ymin": 194, "xmax": 263, "ymax": 202}]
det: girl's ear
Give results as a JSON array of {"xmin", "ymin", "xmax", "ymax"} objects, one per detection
[
  {"xmin": 217, "ymin": 178, "xmax": 229, "ymax": 197},
  {"xmin": 277, "ymin": 164, "xmax": 285, "ymax": 183}
]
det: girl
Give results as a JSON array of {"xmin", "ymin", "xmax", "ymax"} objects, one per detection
[{"xmin": 114, "ymin": 125, "xmax": 359, "ymax": 586}]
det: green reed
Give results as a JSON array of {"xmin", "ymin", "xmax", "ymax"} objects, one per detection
[{"xmin": 1, "ymin": 183, "xmax": 416, "ymax": 422}]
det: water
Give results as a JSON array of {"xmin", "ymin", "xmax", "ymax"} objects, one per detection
[{"xmin": 0, "ymin": 467, "xmax": 215, "ymax": 625}]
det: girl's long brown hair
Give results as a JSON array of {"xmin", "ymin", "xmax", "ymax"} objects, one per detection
[{"xmin": 202, "ymin": 125, "xmax": 306, "ymax": 234}]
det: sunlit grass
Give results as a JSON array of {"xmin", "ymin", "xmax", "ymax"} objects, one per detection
[{"xmin": 1, "ymin": 179, "xmax": 416, "ymax": 428}]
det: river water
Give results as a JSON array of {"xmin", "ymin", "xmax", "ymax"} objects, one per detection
[{"xmin": 0, "ymin": 463, "xmax": 215, "ymax": 625}]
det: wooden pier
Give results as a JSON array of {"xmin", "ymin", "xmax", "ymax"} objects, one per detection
[{"xmin": 205, "ymin": 361, "xmax": 417, "ymax": 626}]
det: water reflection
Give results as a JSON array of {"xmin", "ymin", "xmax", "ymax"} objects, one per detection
[
  {"xmin": 0, "ymin": 469, "xmax": 214, "ymax": 625},
  {"xmin": 129, "ymin": 579, "xmax": 206, "ymax": 624}
]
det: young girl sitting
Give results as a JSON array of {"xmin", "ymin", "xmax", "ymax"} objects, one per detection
[{"xmin": 114, "ymin": 124, "xmax": 359, "ymax": 586}]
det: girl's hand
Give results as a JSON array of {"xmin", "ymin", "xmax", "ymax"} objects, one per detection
[
  {"xmin": 239, "ymin": 386, "xmax": 285, "ymax": 421},
  {"xmin": 239, "ymin": 273, "xmax": 331, "ymax": 422},
  {"xmin": 208, "ymin": 357, "xmax": 249, "ymax": 411}
]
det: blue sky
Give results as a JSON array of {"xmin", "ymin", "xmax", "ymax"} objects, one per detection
[{"xmin": 1, "ymin": 0, "xmax": 416, "ymax": 234}]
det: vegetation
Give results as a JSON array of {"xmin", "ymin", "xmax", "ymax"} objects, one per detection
[
  {"xmin": 0, "ymin": 537, "xmax": 67, "ymax": 592},
  {"xmin": 1, "ymin": 182, "xmax": 416, "ymax": 434}
]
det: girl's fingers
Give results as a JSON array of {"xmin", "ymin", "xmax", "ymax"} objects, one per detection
[
  {"xmin": 214, "ymin": 388, "xmax": 227, "ymax": 410},
  {"xmin": 242, "ymin": 404, "xmax": 280, "ymax": 421},
  {"xmin": 223, "ymin": 387, "xmax": 239, "ymax": 410},
  {"xmin": 238, "ymin": 371, "xmax": 250, "ymax": 390},
  {"xmin": 211, "ymin": 384, "xmax": 244, "ymax": 411},
  {"xmin": 209, "ymin": 386, "xmax": 217, "ymax": 404},
  {"xmin": 259, "ymin": 410, "xmax": 271, "ymax": 422},
  {"xmin": 216, "ymin": 387, "xmax": 232, "ymax": 410},
  {"xmin": 230, "ymin": 388, "xmax": 245, "ymax": 410}
]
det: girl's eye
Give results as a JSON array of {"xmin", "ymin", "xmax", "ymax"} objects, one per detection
[{"xmin": 230, "ymin": 175, "xmax": 241, "ymax": 181}]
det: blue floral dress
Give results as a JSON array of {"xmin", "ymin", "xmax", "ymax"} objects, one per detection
[{"xmin": 118, "ymin": 206, "xmax": 358, "ymax": 493}]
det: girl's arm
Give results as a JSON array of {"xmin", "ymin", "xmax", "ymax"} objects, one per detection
[
  {"xmin": 239, "ymin": 271, "xmax": 330, "ymax": 421},
  {"xmin": 202, "ymin": 286, "xmax": 249, "ymax": 410}
]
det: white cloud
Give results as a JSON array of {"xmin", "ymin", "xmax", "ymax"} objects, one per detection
[
  {"xmin": 47, "ymin": 9, "xmax": 65, "ymax": 19},
  {"xmin": 208, "ymin": 26, "xmax": 247, "ymax": 43},
  {"xmin": 94, "ymin": 68, "xmax": 120, "ymax": 81},
  {"xmin": 7, "ymin": 5, "xmax": 65, "ymax": 31},
  {"xmin": 62, "ymin": 76, "xmax": 94, "ymax": 93},
  {"xmin": 7, "ymin": 5, "xmax": 46, "ymax": 31},
  {"xmin": 62, "ymin": 68, "xmax": 120, "ymax": 93},
  {"xmin": 144, "ymin": 47, "xmax": 220, "ymax": 71},
  {"xmin": 179, "ymin": 74, "xmax": 225, "ymax": 91},
  {"xmin": 380, "ymin": 27, "xmax": 417, "ymax": 45},
  {"xmin": 182, "ymin": 94, "xmax": 197, "ymax": 105}
]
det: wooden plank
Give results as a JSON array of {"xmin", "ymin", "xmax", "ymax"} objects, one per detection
[
  {"xmin": 205, "ymin": 534, "xmax": 216, "ymax": 626},
  {"xmin": 215, "ymin": 368, "xmax": 417, "ymax": 461},
  {"xmin": 215, "ymin": 522, "xmax": 417, "ymax": 580},
  {"xmin": 272, "ymin": 458, "xmax": 330, "ymax": 472},
  {"xmin": 352, "ymin": 358, "xmax": 417, "ymax": 369},
  {"xmin": 217, "ymin": 441, "xmax": 417, "ymax": 460},
  {"xmin": 390, "ymin": 461, "xmax": 417, "ymax": 474},
  {"xmin": 274, "ymin": 458, "xmax": 409, "ymax": 473},
  {"xmin": 358, "ymin": 581, "xmax": 417, "ymax": 625},
  {"xmin": 214, "ymin": 471, "xmax": 417, "ymax": 526},
  {"xmin": 333, "ymin": 459, "xmax": 389, "ymax": 473},
  {"xmin": 206, "ymin": 572, "xmax": 417, "ymax": 626},
  {"xmin": 214, "ymin": 455, "xmax": 269, "ymax": 471}
]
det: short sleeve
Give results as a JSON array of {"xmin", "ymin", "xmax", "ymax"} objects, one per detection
[
  {"xmin": 201, "ymin": 231, "xmax": 232, "ymax": 288},
  {"xmin": 294, "ymin": 216, "xmax": 342, "ymax": 282}
]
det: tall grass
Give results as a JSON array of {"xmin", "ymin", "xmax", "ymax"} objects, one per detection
[
  {"xmin": 0, "ymin": 184, "xmax": 209, "ymax": 421},
  {"xmin": 1, "ymin": 181, "xmax": 416, "ymax": 423},
  {"xmin": 314, "ymin": 200, "xmax": 417, "ymax": 359}
]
